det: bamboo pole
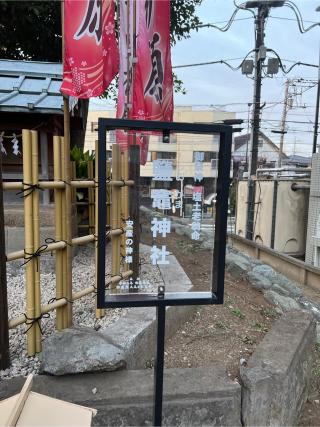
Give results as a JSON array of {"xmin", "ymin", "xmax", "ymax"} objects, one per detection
[
  {"xmin": 106, "ymin": 161, "xmax": 112, "ymax": 226},
  {"xmin": 2, "ymin": 180, "xmax": 134, "ymax": 191},
  {"xmin": 71, "ymin": 161, "xmax": 77, "ymax": 203},
  {"xmin": 2, "ymin": 181, "xmax": 65, "ymax": 190},
  {"xmin": 111, "ymin": 145, "xmax": 121, "ymax": 291},
  {"xmin": 60, "ymin": 136, "xmax": 68, "ymax": 328},
  {"xmin": 31, "ymin": 131, "xmax": 41, "ymax": 353},
  {"xmin": 8, "ymin": 270, "xmax": 133, "ymax": 329},
  {"xmin": 5, "ymin": 230, "xmax": 123, "ymax": 263},
  {"xmin": 22, "ymin": 129, "xmax": 36, "ymax": 356},
  {"xmin": 63, "ymin": 99, "xmax": 73, "ymax": 328},
  {"xmin": 70, "ymin": 179, "xmax": 134, "ymax": 187},
  {"xmin": 53, "ymin": 136, "xmax": 64, "ymax": 330},
  {"xmin": 88, "ymin": 160, "xmax": 94, "ymax": 235},
  {"xmin": 95, "ymin": 141, "xmax": 104, "ymax": 318}
]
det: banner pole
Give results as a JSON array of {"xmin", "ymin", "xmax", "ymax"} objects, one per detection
[
  {"xmin": 0, "ymin": 149, "xmax": 9, "ymax": 369},
  {"xmin": 61, "ymin": 0, "xmax": 73, "ymax": 326}
]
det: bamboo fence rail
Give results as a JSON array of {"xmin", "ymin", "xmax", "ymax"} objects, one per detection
[{"xmin": 1, "ymin": 130, "xmax": 135, "ymax": 357}]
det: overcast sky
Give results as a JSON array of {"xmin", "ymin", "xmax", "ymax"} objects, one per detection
[{"xmin": 90, "ymin": 0, "xmax": 320, "ymax": 157}]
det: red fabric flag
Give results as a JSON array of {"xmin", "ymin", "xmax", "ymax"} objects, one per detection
[
  {"xmin": 116, "ymin": 0, "xmax": 173, "ymax": 164},
  {"xmin": 61, "ymin": 0, "xmax": 119, "ymax": 99},
  {"xmin": 132, "ymin": 0, "xmax": 173, "ymax": 122}
]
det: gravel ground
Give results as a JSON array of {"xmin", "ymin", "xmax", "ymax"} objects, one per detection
[{"xmin": 1, "ymin": 243, "xmax": 162, "ymax": 380}]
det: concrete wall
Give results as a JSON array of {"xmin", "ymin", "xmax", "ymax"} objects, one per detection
[
  {"xmin": 306, "ymin": 153, "xmax": 320, "ymax": 266},
  {"xmin": 241, "ymin": 310, "xmax": 316, "ymax": 426}
]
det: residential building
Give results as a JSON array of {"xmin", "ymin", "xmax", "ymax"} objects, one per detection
[
  {"xmin": 233, "ymin": 131, "xmax": 287, "ymax": 179},
  {"xmin": 283, "ymin": 155, "xmax": 311, "ymax": 168},
  {"xmin": 85, "ymin": 106, "xmax": 236, "ymax": 199},
  {"xmin": 305, "ymin": 153, "xmax": 320, "ymax": 267}
]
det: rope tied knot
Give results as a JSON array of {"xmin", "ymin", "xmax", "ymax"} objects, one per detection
[
  {"xmin": 17, "ymin": 182, "xmax": 44, "ymax": 198},
  {"xmin": 21, "ymin": 244, "xmax": 48, "ymax": 271},
  {"xmin": 23, "ymin": 312, "xmax": 50, "ymax": 334}
]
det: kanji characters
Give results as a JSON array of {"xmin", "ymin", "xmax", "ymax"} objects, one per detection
[
  {"xmin": 124, "ymin": 218, "xmax": 134, "ymax": 265},
  {"xmin": 194, "ymin": 151, "xmax": 204, "ymax": 183},
  {"xmin": 151, "ymin": 189, "xmax": 171, "ymax": 210},
  {"xmin": 74, "ymin": 0, "xmax": 103, "ymax": 45},
  {"xmin": 191, "ymin": 189, "xmax": 202, "ymax": 241},
  {"xmin": 144, "ymin": 33, "xmax": 164, "ymax": 103},
  {"xmin": 150, "ymin": 245, "xmax": 170, "ymax": 265},
  {"xmin": 152, "ymin": 159, "xmax": 173, "ymax": 181},
  {"xmin": 151, "ymin": 218, "xmax": 171, "ymax": 238}
]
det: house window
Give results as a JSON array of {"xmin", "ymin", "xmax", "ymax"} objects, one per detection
[
  {"xmin": 156, "ymin": 151, "xmax": 177, "ymax": 159},
  {"xmin": 91, "ymin": 122, "xmax": 98, "ymax": 132},
  {"xmin": 193, "ymin": 151, "xmax": 217, "ymax": 162}
]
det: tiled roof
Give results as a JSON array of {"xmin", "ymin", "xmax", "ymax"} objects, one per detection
[{"xmin": 0, "ymin": 59, "xmax": 64, "ymax": 114}]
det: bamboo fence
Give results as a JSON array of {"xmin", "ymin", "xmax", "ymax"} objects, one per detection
[{"xmin": 2, "ymin": 130, "xmax": 135, "ymax": 356}]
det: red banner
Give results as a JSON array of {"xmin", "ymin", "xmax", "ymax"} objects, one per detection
[
  {"xmin": 132, "ymin": 0, "xmax": 173, "ymax": 122},
  {"xmin": 116, "ymin": 0, "xmax": 173, "ymax": 164},
  {"xmin": 61, "ymin": 0, "xmax": 119, "ymax": 99}
]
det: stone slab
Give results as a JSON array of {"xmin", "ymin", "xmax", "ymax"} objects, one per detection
[
  {"xmin": 240, "ymin": 310, "xmax": 316, "ymax": 426},
  {"xmin": 0, "ymin": 366, "xmax": 241, "ymax": 426}
]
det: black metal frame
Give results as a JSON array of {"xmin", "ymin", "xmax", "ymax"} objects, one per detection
[{"xmin": 97, "ymin": 118, "xmax": 232, "ymax": 426}]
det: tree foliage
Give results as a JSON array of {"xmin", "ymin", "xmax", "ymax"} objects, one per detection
[{"xmin": 0, "ymin": 1, "xmax": 62, "ymax": 61}]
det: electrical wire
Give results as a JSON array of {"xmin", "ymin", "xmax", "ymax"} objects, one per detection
[
  {"xmin": 270, "ymin": 15, "xmax": 319, "ymax": 25},
  {"xmin": 284, "ymin": 1, "xmax": 320, "ymax": 33},
  {"xmin": 173, "ymin": 50, "xmax": 255, "ymax": 70}
]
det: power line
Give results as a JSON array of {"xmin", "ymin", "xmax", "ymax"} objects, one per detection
[{"xmin": 269, "ymin": 15, "xmax": 319, "ymax": 25}]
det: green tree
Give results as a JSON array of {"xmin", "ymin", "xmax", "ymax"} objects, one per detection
[{"xmin": 0, "ymin": 0, "xmax": 202, "ymax": 61}]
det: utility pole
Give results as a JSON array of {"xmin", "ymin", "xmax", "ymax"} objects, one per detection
[
  {"xmin": 245, "ymin": 4, "xmax": 269, "ymax": 240},
  {"xmin": 278, "ymin": 79, "xmax": 291, "ymax": 167}
]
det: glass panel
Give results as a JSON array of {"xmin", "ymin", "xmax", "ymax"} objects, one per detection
[{"xmin": 104, "ymin": 128, "xmax": 222, "ymax": 297}]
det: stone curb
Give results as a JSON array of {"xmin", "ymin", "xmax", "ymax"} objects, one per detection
[
  {"xmin": 0, "ymin": 366, "xmax": 241, "ymax": 426},
  {"xmin": 240, "ymin": 310, "xmax": 316, "ymax": 426}
]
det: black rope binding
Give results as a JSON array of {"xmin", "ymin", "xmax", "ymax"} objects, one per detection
[
  {"xmin": 16, "ymin": 182, "xmax": 44, "ymax": 198},
  {"xmin": 44, "ymin": 237, "xmax": 72, "ymax": 251},
  {"xmin": 47, "ymin": 297, "xmax": 74, "ymax": 305},
  {"xmin": 23, "ymin": 313, "xmax": 50, "ymax": 335},
  {"xmin": 21, "ymin": 244, "xmax": 48, "ymax": 271}
]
